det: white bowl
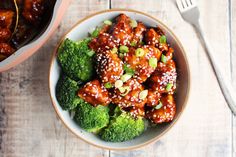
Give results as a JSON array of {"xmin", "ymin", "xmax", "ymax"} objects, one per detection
[{"xmin": 49, "ymin": 9, "xmax": 190, "ymax": 150}]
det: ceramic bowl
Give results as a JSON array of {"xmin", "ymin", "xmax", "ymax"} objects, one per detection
[
  {"xmin": 0, "ymin": 0, "xmax": 72, "ymax": 72},
  {"xmin": 49, "ymin": 9, "xmax": 190, "ymax": 150}
]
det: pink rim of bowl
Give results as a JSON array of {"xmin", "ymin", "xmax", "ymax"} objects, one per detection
[{"xmin": 0, "ymin": 0, "xmax": 72, "ymax": 72}]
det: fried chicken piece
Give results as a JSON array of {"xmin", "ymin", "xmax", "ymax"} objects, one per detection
[
  {"xmin": 131, "ymin": 22, "xmax": 146, "ymax": 46},
  {"xmin": 0, "ymin": 43, "xmax": 15, "ymax": 55},
  {"xmin": 78, "ymin": 80, "xmax": 111, "ymax": 107},
  {"xmin": 146, "ymin": 90, "xmax": 161, "ymax": 107},
  {"xmin": 22, "ymin": 0, "xmax": 45, "ymax": 24},
  {"xmin": 124, "ymin": 45, "xmax": 161, "ymax": 83},
  {"xmin": 0, "ymin": 10, "xmax": 14, "ymax": 29},
  {"xmin": 99, "ymin": 24, "xmax": 111, "ymax": 35},
  {"xmin": 111, "ymin": 14, "xmax": 133, "ymax": 45},
  {"xmin": 146, "ymin": 94, "xmax": 176, "ymax": 124},
  {"xmin": 0, "ymin": 43, "xmax": 15, "ymax": 61},
  {"xmin": 96, "ymin": 50, "xmax": 123, "ymax": 84},
  {"xmin": 148, "ymin": 48, "xmax": 177, "ymax": 94},
  {"xmin": 89, "ymin": 33, "xmax": 118, "ymax": 52},
  {"xmin": 111, "ymin": 79, "xmax": 147, "ymax": 108},
  {"xmin": 129, "ymin": 106, "xmax": 145, "ymax": 117},
  {"xmin": 144, "ymin": 28, "xmax": 161, "ymax": 47},
  {"xmin": 0, "ymin": 28, "xmax": 12, "ymax": 42}
]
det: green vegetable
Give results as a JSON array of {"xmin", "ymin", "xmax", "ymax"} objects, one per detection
[
  {"xmin": 161, "ymin": 54, "xmax": 167, "ymax": 63},
  {"xmin": 114, "ymin": 80, "xmax": 123, "ymax": 88},
  {"xmin": 130, "ymin": 19, "xmax": 138, "ymax": 28},
  {"xmin": 99, "ymin": 107, "xmax": 145, "ymax": 142},
  {"xmin": 74, "ymin": 102, "xmax": 110, "ymax": 133},
  {"xmin": 123, "ymin": 64, "xmax": 135, "ymax": 75},
  {"xmin": 149, "ymin": 57, "xmax": 157, "ymax": 68},
  {"xmin": 104, "ymin": 82, "xmax": 113, "ymax": 89},
  {"xmin": 119, "ymin": 86, "xmax": 131, "ymax": 96},
  {"xmin": 139, "ymin": 90, "xmax": 148, "ymax": 100},
  {"xmin": 56, "ymin": 75, "xmax": 83, "ymax": 110},
  {"xmin": 130, "ymin": 41, "xmax": 137, "ymax": 47},
  {"xmin": 91, "ymin": 27, "xmax": 101, "ymax": 37},
  {"xmin": 104, "ymin": 20, "xmax": 112, "ymax": 25},
  {"xmin": 111, "ymin": 47, "xmax": 118, "ymax": 54},
  {"xmin": 121, "ymin": 73, "xmax": 132, "ymax": 82},
  {"xmin": 166, "ymin": 83, "xmax": 173, "ymax": 91},
  {"xmin": 119, "ymin": 53, "xmax": 124, "ymax": 59},
  {"xmin": 135, "ymin": 48, "xmax": 145, "ymax": 57},
  {"xmin": 140, "ymin": 41, "xmax": 145, "ymax": 45},
  {"xmin": 155, "ymin": 101, "xmax": 163, "ymax": 110},
  {"xmin": 160, "ymin": 35, "xmax": 167, "ymax": 44},
  {"xmin": 119, "ymin": 45, "xmax": 129, "ymax": 53},
  {"xmin": 58, "ymin": 38, "xmax": 95, "ymax": 81}
]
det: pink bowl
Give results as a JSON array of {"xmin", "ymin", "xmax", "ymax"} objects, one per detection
[{"xmin": 0, "ymin": 0, "xmax": 72, "ymax": 72}]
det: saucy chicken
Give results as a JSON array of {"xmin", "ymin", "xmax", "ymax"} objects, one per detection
[
  {"xmin": 0, "ymin": 0, "xmax": 56, "ymax": 61},
  {"xmin": 77, "ymin": 14, "xmax": 177, "ymax": 124}
]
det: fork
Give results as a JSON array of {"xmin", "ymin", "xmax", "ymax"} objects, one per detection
[{"xmin": 176, "ymin": 0, "xmax": 236, "ymax": 114}]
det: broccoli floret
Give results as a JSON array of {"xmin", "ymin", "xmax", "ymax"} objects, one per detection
[
  {"xmin": 99, "ymin": 108, "xmax": 145, "ymax": 142},
  {"xmin": 58, "ymin": 38, "xmax": 95, "ymax": 81},
  {"xmin": 74, "ymin": 102, "xmax": 110, "ymax": 133},
  {"xmin": 56, "ymin": 75, "xmax": 82, "ymax": 110}
]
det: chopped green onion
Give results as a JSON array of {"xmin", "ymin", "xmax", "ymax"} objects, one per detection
[
  {"xmin": 104, "ymin": 82, "xmax": 113, "ymax": 89},
  {"xmin": 139, "ymin": 90, "xmax": 148, "ymax": 100},
  {"xmin": 140, "ymin": 41, "xmax": 145, "ymax": 45},
  {"xmin": 121, "ymin": 74, "xmax": 132, "ymax": 82},
  {"xmin": 119, "ymin": 86, "xmax": 131, "ymax": 96},
  {"xmin": 104, "ymin": 20, "xmax": 112, "ymax": 25},
  {"xmin": 119, "ymin": 45, "xmax": 129, "ymax": 53},
  {"xmin": 130, "ymin": 19, "xmax": 138, "ymax": 28},
  {"xmin": 115, "ymin": 80, "xmax": 123, "ymax": 88},
  {"xmin": 119, "ymin": 53, "xmax": 124, "ymax": 59},
  {"xmin": 155, "ymin": 101, "xmax": 163, "ymax": 110},
  {"xmin": 130, "ymin": 41, "xmax": 137, "ymax": 47},
  {"xmin": 111, "ymin": 47, "xmax": 118, "ymax": 54},
  {"xmin": 160, "ymin": 35, "xmax": 167, "ymax": 44},
  {"xmin": 161, "ymin": 54, "xmax": 167, "ymax": 63},
  {"xmin": 135, "ymin": 48, "xmax": 145, "ymax": 57},
  {"xmin": 166, "ymin": 83, "xmax": 173, "ymax": 91},
  {"xmin": 91, "ymin": 27, "xmax": 100, "ymax": 37},
  {"xmin": 86, "ymin": 50, "xmax": 95, "ymax": 57},
  {"xmin": 123, "ymin": 64, "xmax": 135, "ymax": 75},
  {"xmin": 149, "ymin": 57, "xmax": 157, "ymax": 68}
]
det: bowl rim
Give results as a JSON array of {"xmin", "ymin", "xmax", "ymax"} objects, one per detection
[
  {"xmin": 48, "ymin": 8, "xmax": 191, "ymax": 151},
  {"xmin": 0, "ymin": 0, "xmax": 71, "ymax": 72}
]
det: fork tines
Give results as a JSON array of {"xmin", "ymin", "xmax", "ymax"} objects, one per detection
[{"xmin": 176, "ymin": 0, "xmax": 196, "ymax": 11}]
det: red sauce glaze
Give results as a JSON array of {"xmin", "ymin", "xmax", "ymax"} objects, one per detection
[
  {"xmin": 144, "ymin": 28, "xmax": 160, "ymax": 47},
  {"xmin": 0, "ymin": 28, "xmax": 12, "ymax": 42},
  {"xmin": 0, "ymin": 43, "xmax": 15, "ymax": 56},
  {"xmin": 89, "ymin": 33, "xmax": 118, "ymax": 52},
  {"xmin": 0, "ymin": 10, "xmax": 14, "ymax": 29},
  {"xmin": 146, "ymin": 94, "xmax": 176, "ymax": 123},
  {"xmin": 111, "ymin": 79, "xmax": 147, "ymax": 109},
  {"xmin": 131, "ymin": 22, "xmax": 146, "ymax": 45},
  {"xmin": 111, "ymin": 14, "xmax": 133, "ymax": 46},
  {"xmin": 148, "ymin": 47, "xmax": 177, "ymax": 94},
  {"xmin": 78, "ymin": 80, "xmax": 111, "ymax": 107},
  {"xmin": 146, "ymin": 90, "xmax": 161, "ymax": 107},
  {"xmin": 96, "ymin": 50, "xmax": 124, "ymax": 84},
  {"xmin": 22, "ymin": 0, "xmax": 45, "ymax": 24},
  {"xmin": 124, "ymin": 45, "xmax": 161, "ymax": 83},
  {"xmin": 129, "ymin": 106, "xmax": 145, "ymax": 117}
]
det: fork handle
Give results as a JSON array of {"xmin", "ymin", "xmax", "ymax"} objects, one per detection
[{"xmin": 193, "ymin": 21, "xmax": 236, "ymax": 115}]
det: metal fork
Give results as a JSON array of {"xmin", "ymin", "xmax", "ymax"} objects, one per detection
[{"xmin": 176, "ymin": 0, "xmax": 236, "ymax": 114}]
